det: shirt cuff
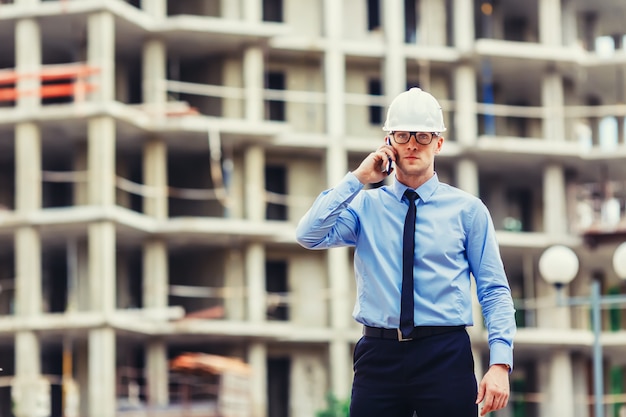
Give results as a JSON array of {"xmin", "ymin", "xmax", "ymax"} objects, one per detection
[{"xmin": 489, "ymin": 340, "xmax": 513, "ymax": 372}]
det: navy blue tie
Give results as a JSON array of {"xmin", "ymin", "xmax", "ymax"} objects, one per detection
[{"xmin": 401, "ymin": 190, "xmax": 418, "ymax": 338}]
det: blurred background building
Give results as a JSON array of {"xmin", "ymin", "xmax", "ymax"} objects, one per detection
[{"xmin": 0, "ymin": 0, "xmax": 625, "ymax": 416}]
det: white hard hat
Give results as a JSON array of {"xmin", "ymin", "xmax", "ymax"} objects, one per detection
[{"xmin": 382, "ymin": 87, "xmax": 446, "ymax": 132}]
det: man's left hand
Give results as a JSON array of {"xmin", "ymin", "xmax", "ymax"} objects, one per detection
[{"xmin": 476, "ymin": 364, "xmax": 510, "ymax": 415}]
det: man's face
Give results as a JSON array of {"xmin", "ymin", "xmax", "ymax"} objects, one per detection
[{"xmin": 389, "ymin": 131, "xmax": 444, "ymax": 177}]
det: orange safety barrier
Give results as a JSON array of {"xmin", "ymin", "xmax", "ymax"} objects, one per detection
[{"xmin": 0, "ymin": 64, "xmax": 99, "ymax": 101}]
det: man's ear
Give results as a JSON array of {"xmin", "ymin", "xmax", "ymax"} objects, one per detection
[{"xmin": 434, "ymin": 136, "xmax": 444, "ymax": 154}]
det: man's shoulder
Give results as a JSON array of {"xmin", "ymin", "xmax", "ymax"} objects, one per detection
[{"xmin": 436, "ymin": 182, "xmax": 480, "ymax": 203}]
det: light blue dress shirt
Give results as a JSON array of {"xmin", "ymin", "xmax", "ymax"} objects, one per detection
[{"xmin": 296, "ymin": 172, "xmax": 516, "ymax": 368}]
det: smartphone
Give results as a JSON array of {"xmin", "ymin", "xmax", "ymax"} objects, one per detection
[{"xmin": 384, "ymin": 136, "xmax": 393, "ymax": 175}]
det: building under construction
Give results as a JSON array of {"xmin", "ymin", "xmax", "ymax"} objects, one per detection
[{"xmin": 1, "ymin": 0, "xmax": 626, "ymax": 416}]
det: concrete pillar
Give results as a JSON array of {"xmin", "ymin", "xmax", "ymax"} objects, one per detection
[
  {"xmin": 13, "ymin": 332, "xmax": 43, "ymax": 417},
  {"xmin": 15, "ymin": 123, "xmax": 41, "ymax": 214},
  {"xmin": 420, "ymin": 0, "xmax": 447, "ymax": 46},
  {"xmin": 328, "ymin": 339, "xmax": 351, "ymax": 400},
  {"xmin": 86, "ymin": 98, "xmax": 117, "ymax": 416},
  {"xmin": 15, "ymin": 0, "xmax": 40, "ymax": 6},
  {"xmin": 323, "ymin": 0, "xmax": 346, "ymax": 144},
  {"xmin": 14, "ymin": 120, "xmax": 43, "ymax": 417},
  {"xmin": 88, "ymin": 117, "xmax": 116, "ymax": 206},
  {"xmin": 543, "ymin": 164, "xmax": 567, "ymax": 235},
  {"xmin": 224, "ymin": 250, "xmax": 246, "ymax": 320},
  {"xmin": 13, "ymin": 227, "xmax": 43, "ymax": 417},
  {"xmin": 221, "ymin": 0, "xmax": 240, "ymax": 19},
  {"xmin": 542, "ymin": 71, "xmax": 565, "ymax": 141},
  {"xmin": 561, "ymin": 0, "xmax": 578, "ymax": 47},
  {"xmin": 246, "ymin": 243, "xmax": 266, "ymax": 322},
  {"xmin": 88, "ymin": 222, "xmax": 116, "ymax": 313},
  {"xmin": 453, "ymin": 0, "xmax": 474, "ymax": 52},
  {"xmin": 454, "ymin": 65, "xmax": 478, "ymax": 146},
  {"xmin": 146, "ymin": 342, "xmax": 169, "ymax": 406},
  {"xmin": 88, "ymin": 11, "xmax": 115, "ymax": 103},
  {"xmin": 87, "ymin": 115, "xmax": 116, "ymax": 314},
  {"xmin": 141, "ymin": 0, "xmax": 166, "ymax": 19},
  {"xmin": 88, "ymin": 328, "xmax": 116, "ymax": 417},
  {"xmin": 243, "ymin": 0, "xmax": 261, "ymax": 22},
  {"xmin": 142, "ymin": 238, "xmax": 168, "ymax": 317},
  {"xmin": 143, "ymin": 39, "xmax": 167, "ymax": 115},
  {"xmin": 248, "ymin": 343, "xmax": 268, "ymax": 417},
  {"xmin": 455, "ymin": 159, "xmax": 479, "ymax": 196},
  {"xmin": 382, "ymin": 0, "xmax": 405, "ymax": 97},
  {"xmin": 539, "ymin": 0, "xmax": 562, "ymax": 46},
  {"xmin": 244, "ymin": 145, "xmax": 265, "ymax": 221},
  {"xmin": 15, "ymin": 18, "xmax": 41, "ymax": 111},
  {"xmin": 547, "ymin": 350, "xmax": 575, "ymax": 417},
  {"xmin": 143, "ymin": 238, "xmax": 169, "ymax": 405},
  {"xmin": 243, "ymin": 47, "xmax": 264, "ymax": 122},
  {"xmin": 143, "ymin": 240, "xmax": 168, "ymax": 310},
  {"xmin": 291, "ymin": 353, "xmax": 326, "ymax": 416},
  {"xmin": 143, "ymin": 137, "xmax": 168, "ymax": 219}
]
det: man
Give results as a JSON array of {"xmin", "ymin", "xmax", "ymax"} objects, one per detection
[{"xmin": 296, "ymin": 88, "xmax": 516, "ymax": 416}]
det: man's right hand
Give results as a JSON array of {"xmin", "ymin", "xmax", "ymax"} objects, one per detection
[{"xmin": 353, "ymin": 143, "xmax": 395, "ymax": 184}]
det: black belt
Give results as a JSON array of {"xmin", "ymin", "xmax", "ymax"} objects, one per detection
[{"xmin": 363, "ymin": 325, "xmax": 466, "ymax": 341}]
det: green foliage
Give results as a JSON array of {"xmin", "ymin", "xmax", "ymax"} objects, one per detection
[{"xmin": 316, "ymin": 392, "xmax": 350, "ymax": 417}]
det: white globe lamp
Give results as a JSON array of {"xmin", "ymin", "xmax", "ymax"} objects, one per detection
[
  {"xmin": 539, "ymin": 245, "xmax": 580, "ymax": 286},
  {"xmin": 613, "ymin": 242, "xmax": 626, "ymax": 280}
]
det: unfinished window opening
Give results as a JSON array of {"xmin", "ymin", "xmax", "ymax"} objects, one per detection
[
  {"xmin": 475, "ymin": 0, "xmax": 494, "ymax": 39},
  {"xmin": 405, "ymin": 0, "xmax": 419, "ymax": 43},
  {"xmin": 367, "ymin": 0, "xmax": 381, "ymax": 31},
  {"xmin": 116, "ymin": 153, "xmax": 143, "ymax": 213},
  {"xmin": 42, "ymin": 154, "xmax": 74, "ymax": 209},
  {"xmin": 0, "ymin": 385, "xmax": 11, "ymax": 417},
  {"xmin": 0, "ymin": 251, "xmax": 14, "ymax": 315},
  {"xmin": 263, "ymin": 0, "xmax": 283, "ymax": 22},
  {"xmin": 168, "ymin": 152, "xmax": 222, "ymax": 218},
  {"xmin": 506, "ymin": 100, "xmax": 529, "ymax": 138},
  {"xmin": 265, "ymin": 72, "xmax": 286, "ymax": 122},
  {"xmin": 504, "ymin": 187, "xmax": 533, "ymax": 232},
  {"xmin": 168, "ymin": 248, "xmax": 226, "ymax": 319},
  {"xmin": 43, "ymin": 247, "xmax": 68, "ymax": 313},
  {"xmin": 117, "ymin": 248, "xmax": 143, "ymax": 310},
  {"xmin": 504, "ymin": 17, "xmax": 528, "ymax": 42},
  {"xmin": 265, "ymin": 165, "xmax": 287, "ymax": 221},
  {"xmin": 368, "ymin": 79, "xmax": 383, "ymax": 125},
  {"xmin": 39, "ymin": 344, "xmax": 63, "ymax": 417},
  {"xmin": 0, "ymin": 161, "xmax": 14, "ymax": 210},
  {"xmin": 177, "ymin": 57, "xmax": 222, "ymax": 116},
  {"xmin": 266, "ymin": 260, "xmax": 288, "ymax": 321},
  {"xmin": 120, "ymin": 59, "xmax": 142, "ymax": 105},
  {"xmin": 267, "ymin": 357, "xmax": 290, "ymax": 417},
  {"xmin": 117, "ymin": 342, "xmax": 147, "ymax": 407},
  {"xmin": 167, "ymin": 0, "xmax": 221, "ymax": 17}
]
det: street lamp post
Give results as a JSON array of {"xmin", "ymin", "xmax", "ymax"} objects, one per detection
[{"xmin": 539, "ymin": 242, "xmax": 626, "ymax": 417}]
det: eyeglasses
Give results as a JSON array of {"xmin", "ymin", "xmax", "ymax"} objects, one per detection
[{"xmin": 391, "ymin": 131, "xmax": 438, "ymax": 145}]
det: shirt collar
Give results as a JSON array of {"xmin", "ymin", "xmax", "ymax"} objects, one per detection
[{"xmin": 391, "ymin": 173, "xmax": 439, "ymax": 202}]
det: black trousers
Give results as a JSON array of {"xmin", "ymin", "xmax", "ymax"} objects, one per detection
[{"xmin": 350, "ymin": 328, "xmax": 478, "ymax": 417}]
